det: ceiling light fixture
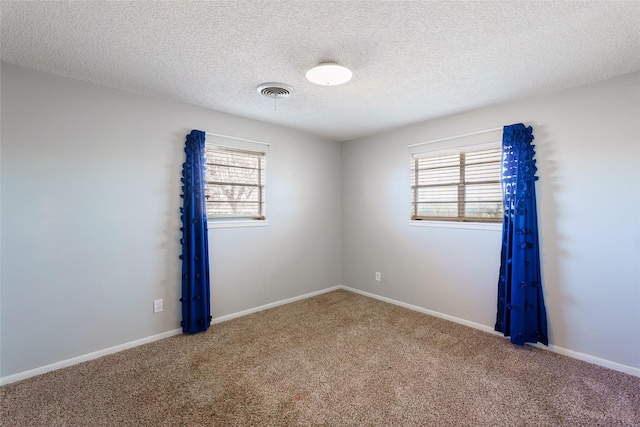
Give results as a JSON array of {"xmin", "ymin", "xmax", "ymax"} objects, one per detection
[{"xmin": 306, "ymin": 63, "xmax": 352, "ymax": 86}]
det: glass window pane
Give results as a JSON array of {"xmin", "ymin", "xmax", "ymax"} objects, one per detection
[
  {"xmin": 207, "ymin": 201, "xmax": 262, "ymax": 216},
  {"xmin": 464, "ymin": 202, "xmax": 503, "ymax": 218},
  {"xmin": 416, "ymin": 202, "xmax": 458, "ymax": 218}
]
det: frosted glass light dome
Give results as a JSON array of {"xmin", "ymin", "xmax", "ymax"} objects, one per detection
[{"xmin": 306, "ymin": 63, "xmax": 352, "ymax": 86}]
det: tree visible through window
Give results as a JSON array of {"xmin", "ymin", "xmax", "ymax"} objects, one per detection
[
  {"xmin": 204, "ymin": 145, "xmax": 265, "ymax": 220},
  {"xmin": 411, "ymin": 146, "xmax": 503, "ymax": 222}
]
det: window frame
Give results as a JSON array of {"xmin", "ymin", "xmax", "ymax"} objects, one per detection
[
  {"xmin": 410, "ymin": 142, "xmax": 503, "ymax": 225},
  {"xmin": 204, "ymin": 144, "xmax": 267, "ymax": 225}
]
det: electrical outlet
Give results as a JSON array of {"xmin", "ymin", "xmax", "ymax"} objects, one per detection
[
  {"xmin": 375, "ymin": 272, "xmax": 381, "ymax": 282},
  {"xmin": 153, "ymin": 299, "xmax": 163, "ymax": 313}
]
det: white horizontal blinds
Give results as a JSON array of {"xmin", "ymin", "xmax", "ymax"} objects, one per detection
[
  {"xmin": 412, "ymin": 152, "xmax": 460, "ymax": 218},
  {"xmin": 411, "ymin": 147, "xmax": 502, "ymax": 222},
  {"xmin": 205, "ymin": 145, "xmax": 265, "ymax": 219},
  {"xmin": 463, "ymin": 148, "xmax": 502, "ymax": 219}
]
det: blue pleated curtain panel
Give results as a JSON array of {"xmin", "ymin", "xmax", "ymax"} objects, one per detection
[
  {"xmin": 180, "ymin": 130, "xmax": 211, "ymax": 334},
  {"xmin": 495, "ymin": 124, "xmax": 548, "ymax": 346}
]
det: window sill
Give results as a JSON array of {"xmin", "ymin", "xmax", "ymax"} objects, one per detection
[
  {"xmin": 409, "ymin": 220, "xmax": 501, "ymax": 231},
  {"xmin": 208, "ymin": 220, "xmax": 268, "ymax": 229}
]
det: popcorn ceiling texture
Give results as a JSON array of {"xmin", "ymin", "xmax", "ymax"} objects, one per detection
[
  {"xmin": 1, "ymin": 1, "xmax": 639, "ymax": 141},
  {"xmin": 1, "ymin": 290, "xmax": 639, "ymax": 426}
]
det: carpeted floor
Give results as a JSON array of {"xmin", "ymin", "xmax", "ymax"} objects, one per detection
[{"xmin": 1, "ymin": 290, "xmax": 639, "ymax": 426}]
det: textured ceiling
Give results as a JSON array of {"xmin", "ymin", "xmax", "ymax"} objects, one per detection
[{"xmin": 2, "ymin": 1, "xmax": 639, "ymax": 141}]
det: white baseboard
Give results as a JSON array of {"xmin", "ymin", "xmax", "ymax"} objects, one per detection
[
  {"xmin": 341, "ymin": 286, "xmax": 498, "ymax": 334},
  {"xmin": 340, "ymin": 285, "xmax": 640, "ymax": 378},
  {"xmin": 3, "ymin": 284, "xmax": 637, "ymax": 385},
  {"xmin": 212, "ymin": 285, "xmax": 341, "ymax": 324},
  {"xmin": 0, "ymin": 285, "xmax": 342, "ymax": 386},
  {"xmin": 527, "ymin": 342, "xmax": 640, "ymax": 378},
  {"xmin": 0, "ymin": 328, "xmax": 182, "ymax": 386}
]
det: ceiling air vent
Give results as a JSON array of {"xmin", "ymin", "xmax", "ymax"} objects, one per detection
[{"xmin": 257, "ymin": 83, "xmax": 293, "ymax": 99}]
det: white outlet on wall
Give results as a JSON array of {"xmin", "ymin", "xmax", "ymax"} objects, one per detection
[
  {"xmin": 153, "ymin": 299, "xmax": 163, "ymax": 313},
  {"xmin": 375, "ymin": 272, "xmax": 381, "ymax": 282}
]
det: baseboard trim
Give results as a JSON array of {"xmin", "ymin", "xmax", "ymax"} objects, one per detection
[
  {"xmin": 341, "ymin": 286, "xmax": 499, "ymax": 334},
  {"xmin": 0, "ymin": 328, "xmax": 182, "ymax": 386},
  {"xmin": 1, "ymin": 285, "xmax": 342, "ymax": 386},
  {"xmin": 340, "ymin": 286, "xmax": 640, "ymax": 378},
  {"xmin": 527, "ymin": 342, "xmax": 640, "ymax": 378},
  {"xmin": 212, "ymin": 285, "xmax": 342, "ymax": 324},
  {"xmin": 4, "ymin": 284, "xmax": 637, "ymax": 385}
]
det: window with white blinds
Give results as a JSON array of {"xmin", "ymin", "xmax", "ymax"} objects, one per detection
[
  {"xmin": 205, "ymin": 145, "xmax": 266, "ymax": 220},
  {"xmin": 411, "ymin": 146, "xmax": 503, "ymax": 222}
]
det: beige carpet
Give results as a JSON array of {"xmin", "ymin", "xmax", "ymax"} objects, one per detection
[{"xmin": 1, "ymin": 290, "xmax": 639, "ymax": 426}]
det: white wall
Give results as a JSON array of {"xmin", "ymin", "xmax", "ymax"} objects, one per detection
[
  {"xmin": 2, "ymin": 61, "xmax": 638, "ymax": 380},
  {"xmin": 0, "ymin": 62, "xmax": 342, "ymax": 378},
  {"xmin": 342, "ymin": 72, "xmax": 640, "ymax": 371}
]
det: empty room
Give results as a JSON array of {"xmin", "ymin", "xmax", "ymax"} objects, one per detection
[{"xmin": 1, "ymin": 1, "xmax": 639, "ymax": 425}]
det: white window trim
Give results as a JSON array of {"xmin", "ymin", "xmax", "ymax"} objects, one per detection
[
  {"xmin": 409, "ymin": 220, "xmax": 501, "ymax": 231},
  {"xmin": 208, "ymin": 220, "xmax": 269, "ymax": 229}
]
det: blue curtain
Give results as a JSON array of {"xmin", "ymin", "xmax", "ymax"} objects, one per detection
[
  {"xmin": 180, "ymin": 130, "xmax": 211, "ymax": 334},
  {"xmin": 495, "ymin": 124, "xmax": 548, "ymax": 346}
]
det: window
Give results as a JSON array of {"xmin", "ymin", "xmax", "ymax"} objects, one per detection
[
  {"xmin": 411, "ymin": 145, "xmax": 503, "ymax": 223},
  {"xmin": 204, "ymin": 145, "xmax": 266, "ymax": 220}
]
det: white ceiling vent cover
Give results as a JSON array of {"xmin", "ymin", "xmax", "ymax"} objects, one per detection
[{"xmin": 257, "ymin": 83, "xmax": 293, "ymax": 99}]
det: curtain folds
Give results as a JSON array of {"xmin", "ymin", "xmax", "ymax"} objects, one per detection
[
  {"xmin": 495, "ymin": 124, "xmax": 548, "ymax": 346},
  {"xmin": 180, "ymin": 130, "xmax": 211, "ymax": 334}
]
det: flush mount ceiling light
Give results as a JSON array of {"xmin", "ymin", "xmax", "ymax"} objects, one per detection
[{"xmin": 306, "ymin": 63, "xmax": 352, "ymax": 86}]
